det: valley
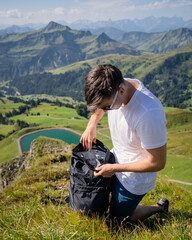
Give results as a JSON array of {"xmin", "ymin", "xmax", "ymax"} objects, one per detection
[
  {"xmin": 0, "ymin": 14, "xmax": 191, "ymax": 239},
  {"xmin": 0, "ymin": 95, "xmax": 191, "ymax": 191}
]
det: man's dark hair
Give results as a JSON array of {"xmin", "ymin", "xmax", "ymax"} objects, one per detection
[{"xmin": 84, "ymin": 64, "xmax": 124, "ymax": 113}]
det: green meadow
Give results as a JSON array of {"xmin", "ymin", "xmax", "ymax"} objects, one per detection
[
  {"xmin": 0, "ymin": 96, "xmax": 192, "ymax": 239},
  {"xmin": 0, "ymin": 97, "xmax": 192, "ymax": 192},
  {"xmin": 0, "ymin": 139, "xmax": 191, "ymax": 239},
  {"xmin": 0, "ymin": 97, "xmax": 25, "ymax": 114}
]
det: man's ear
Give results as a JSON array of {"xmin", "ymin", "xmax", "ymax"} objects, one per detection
[{"xmin": 119, "ymin": 87, "xmax": 125, "ymax": 95}]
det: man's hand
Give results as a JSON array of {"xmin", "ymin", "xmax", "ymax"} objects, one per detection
[
  {"xmin": 80, "ymin": 109, "xmax": 104, "ymax": 152},
  {"xmin": 80, "ymin": 126, "xmax": 96, "ymax": 152},
  {"xmin": 94, "ymin": 164, "xmax": 116, "ymax": 178}
]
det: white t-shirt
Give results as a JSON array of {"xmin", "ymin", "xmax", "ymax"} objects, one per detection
[{"xmin": 108, "ymin": 79, "xmax": 167, "ymax": 195}]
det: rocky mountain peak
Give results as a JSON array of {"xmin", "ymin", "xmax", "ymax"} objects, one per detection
[
  {"xmin": 43, "ymin": 21, "xmax": 71, "ymax": 33},
  {"xmin": 96, "ymin": 32, "xmax": 112, "ymax": 44}
]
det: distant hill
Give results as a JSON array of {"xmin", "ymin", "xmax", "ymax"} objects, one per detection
[
  {"xmin": 118, "ymin": 28, "xmax": 192, "ymax": 53},
  {"xmin": 69, "ymin": 16, "xmax": 192, "ymax": 33},
  {"xmin": 85, "ymin": 27, "xmax": 125, "ymax": 41},
  {"xmin": 10, "ymin": 45, "xmax": 192, "ymax": 108},
  {"xmin": 0, "ymin": 25, "xmax": 34, "ymax": 35},
  {"xmin": 0, "ymin": 21, "xmax": 139, "ymax": 81},
  {"xmin": 2, "ymin": 16, "xmax": 192, "ymax": 34}
]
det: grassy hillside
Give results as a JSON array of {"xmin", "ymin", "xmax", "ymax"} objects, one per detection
[
  {"xmin": 160, "ymin": 109, "xmax": 192, "ymax": 191},
  {"xmin": 0, "ymin": 21, "xmax": 139, "ymax": 81},
  {"xmin": 118, "ymin": 28, "xmax": 192, "ymax": 53},
  {"xmin": 10, "ymin": 44, "xmax": 192, "ymax": 108},
  {"xmin": 0, "ymin": 98, "xmax": 191, "ymax": 192},
  {"xmin": 0, "ymin": 137, "xmax": 191, "ymax": 239},
  {"xmin": 54, "ymin": 44, "xmax": 192, "ymax": 109}
]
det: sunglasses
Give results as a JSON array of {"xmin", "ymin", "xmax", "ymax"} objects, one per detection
[{"xmin": 101, "ymin": 90, "xmax": 119, "ymax": 111}]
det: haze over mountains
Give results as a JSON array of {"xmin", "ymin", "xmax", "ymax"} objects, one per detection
[
  {"xmin": 0, "ymin": 21, "xmax": 139, "ymax": 81},
  {"xmin": 118, "ymin": 28, "xmax": 192, "ymax": 53},
  {"xmin": 0, "ymin": 19, "xmax": 192, "ymax": 109},
  {"xmin": 1, "ymin": 16, "xmax": 192, "ymax": 33},
  {"xmin": 0, "ymin": 20, "xmax": 192, "ymax": 81}
]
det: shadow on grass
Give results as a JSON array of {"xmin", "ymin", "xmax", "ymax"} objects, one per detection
[{"xmin": 108, "ymin": 210, "xmax": 192, "ymax": 234}]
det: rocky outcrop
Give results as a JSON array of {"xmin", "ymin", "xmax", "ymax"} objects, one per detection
[
  {"xmin": 0, "ymin": 136, "xmax": 73, "ymax": 192},
  {"xmin": 0, "ymin": 153, "xmax": 29, "ymax": 191},
  {"xmin": 29, "ymin": 137, "xmax": 72, "ymax": 159}
]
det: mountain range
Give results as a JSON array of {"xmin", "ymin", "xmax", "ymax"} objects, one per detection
[
  {"xmin": 1, "ymin": 21, "xmax": 192, "ymax": 82},
  {"xmin": 118, "ymin": 28, "xmax": 192, "ymax": 53},
  {"xmin": 10, "ymin": 44, "xmax": 192, "ymax": 108},
  {"xmin": 1, "ymin": 16, "xmax": 191, "ymax": 34},
  {"xmin": 0, "ymin": 21, "xmax": 139, "ymax": 81},
  {"xmin": 0, "ymin": 25, "xmax": 34, "ymax": 36},
  {"xmin": 71, "ymin": 16, "xmax": 192, "ymax": 33},
  {"xmin": 0, "ymin": 21, "xmax": 192, "ymax": 109}
]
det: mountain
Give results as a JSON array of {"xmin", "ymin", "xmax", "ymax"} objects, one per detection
[
  {"xmin": 134, "ymin": 16, "xmax": 185, "ymax": 32},
  {"xmin": 10, "ymin": 44, "xmax": 192, "ymax": 108},
  {"xmin": 83, "ymin": 27, "xmax": 125, "ymax": 40},
  {"xmin": 68, "ymin": 16, "xmax": 192, "ymax": 33},
  {"xmin": 0, "ymin": 21, "xmax": 139, "ymax": 81},
  {"xmin": 0, "ymin": 25, "xmax": 34, "ymax": 35},
  {"xmin": 2, "ymin": 16, "xmax": 191, "ymax": 36},
  {"xmin": 118, "ymin": 28, "xmax": 192, "ymax": 53}
]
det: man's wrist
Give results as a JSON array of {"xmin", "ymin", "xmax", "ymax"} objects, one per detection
[{"xmin": 113, "ymin": 163, "xmax": 128, "ymax": 173}]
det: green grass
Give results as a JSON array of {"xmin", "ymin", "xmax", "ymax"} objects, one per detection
[
  {"xmin": 0, "ymin": 103, "xmax": 192, "ymax": 239},
  {"xmin": 161, "ymin": 154, "xmax": 192, "ymax": 182},
  {"xmin": 160, "ymin": 154, "xmax": 192, "ymax": 191},
  {"xmin": 0, "ymin": 124, "xmax": 15, "ymax": 136},
  {"xmin": 0, "ymin": 135, "xmax": 19, "ymax": 163},
  {"xmin": 164, "ymin": 107, "xmax": 180, "ymax": 112},
  {"xmin": 10, "ymin": 103, "xmax": 86, "ymax": 121},
  {"xmin": 0, "ymin": 100, "xmax": 192, "ymax": 191},
  {"xmin": 0, "ymin": 151, "xmax": 191, "ymax": 239},
  {"xmin": 0, "ymin": 100, "xmax": 24, "ymax": 115}
]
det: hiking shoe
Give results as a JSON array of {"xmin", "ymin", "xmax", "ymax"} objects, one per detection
[{"xmin": 157, "ymin": 197, "xmax": 169, "ymax": 213}]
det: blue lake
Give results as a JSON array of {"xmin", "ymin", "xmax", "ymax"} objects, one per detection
[{"xmin": 20, "ymin": 129, "xmax": 81, "ymax": 153}]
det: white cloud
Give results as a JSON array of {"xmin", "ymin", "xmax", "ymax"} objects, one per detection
[
  {"xmin": 82, "ymin": 0, "xmax": 130, "ymax": 9},
  {"xmin": 126, "ymin": 0, "xmax": 192, "ymax": 11},
  {"xmin": 54, "ymin": 8, "xmax": 65, "ymax": 15},
  {"xmin": 0, "ymin": 9, "xmax": 22, "ymax": 19},
  {"xmin": 68, "ymin": 8, "xmax": 81, "ymax": 15},
  {"xmin": 0, "ymin": 8, "xmax": 67, "ymax": 25},
  {"xmin": 38, "ymin": 8, "xmax": 65, "ymax": 17},
  {"xmin": 0, "ymin": 0, "xmax": 191, "ymax": 25},
  {"xmin": 39, "ymin": 9, "xmax": 50, "ymax": 16}
]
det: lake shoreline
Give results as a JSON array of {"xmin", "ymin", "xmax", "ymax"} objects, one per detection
[{"xmin": 17, "ymin": 127, "xmax": 81, "ymax": 154}]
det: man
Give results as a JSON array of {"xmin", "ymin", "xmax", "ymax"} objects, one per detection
[{"xmin": 80, "ymin": 64, "xmax": 169, "ymax": 225}]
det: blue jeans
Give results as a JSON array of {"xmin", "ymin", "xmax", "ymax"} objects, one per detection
[{"xmin": 110, "ymin": 176, "xmax": 145, "ymax": 225}]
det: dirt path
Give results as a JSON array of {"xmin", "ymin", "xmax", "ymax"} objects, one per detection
[
  {"xmin": 23, "ymin": 115, "xmax": 87, "ymax": 121},
  {"xmin": 168, "ymin": 179, "xmax": 192, "ymax": 185},
  {"xmin": 96, "ymin": 128, "xmax": 111, "ymax": 140},
  {"xmin": 18, "ymin": 121, "xmax": 192, "ymax": 186}
]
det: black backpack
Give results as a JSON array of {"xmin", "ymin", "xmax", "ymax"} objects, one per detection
[{"xmin": 69, "ymin": 139, "xmax": 115, "ymax": 217}]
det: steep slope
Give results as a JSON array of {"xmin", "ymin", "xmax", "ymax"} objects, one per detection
[
  {"xmin": 77, "ymin": 32, "xmax": 139, "ymax": 59},
  {"xmin": 0, "ymin": 21, "xmax": 139, "ymax": 81},
  {"xmin": 0, "ymin": 136, "xmax": 191, "ymax": 239},
  {"xmin": 0, "ymin": 25, "xmax": 33, "ymax": 35},
  {"xmin": 0, "ymin": 136, "xmax": 71, "ymax": 191},
  {"xmin": 118, "ymin": 28, "xmax": 192, "ymax": 53},
  {"xmin": 10, "ymin": 44, "xmax": 192, "ymax": 108},
  {"xmin": 87, "ymin": 27, "xmax": 125, "ymax": 40}
]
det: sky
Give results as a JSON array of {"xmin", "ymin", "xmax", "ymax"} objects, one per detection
[{"xmin": 0, "ymin": 0, "xmax": 192, "ymax": 26}]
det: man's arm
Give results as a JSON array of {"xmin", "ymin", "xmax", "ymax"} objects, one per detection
[
  {"xmin": 80, "ymin": 109, "xmax": 104, "ymax": 151},
  {"xmin": 94, "ymin": 144, "xmax": 167, "ymax": 177}
]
